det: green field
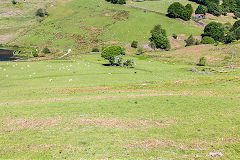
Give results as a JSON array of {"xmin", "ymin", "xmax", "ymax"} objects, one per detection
[
  {"xmin": 1, "ymin": 54, "xmax": 240, "ymax": 159},
  {"xmin": 10, "ymin": 0, "xmax": 202, "ymax": 52},
  {"xmin": 127, "ymin": 0, "xmax": 198, "ymax": 14}
]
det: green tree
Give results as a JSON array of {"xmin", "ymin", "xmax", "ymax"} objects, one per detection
[
  {"xmin": 42, "ymin": 47, "xmax": 50, "ymax": 54},
  {"xmin": 101, "ymin": 46, "xmax": 125, "ymax": 65},
  {"xmin": 195, "ymin": 5, "xmax": 207, "ymax": 14},
  {"xmin": 149, "ymin": 25, "xmax": 171, "ymax": 50},
  {"xmin": 167, "ymin": 2, "xmax": 185, "ymax": 18},
  {"xmin": 224, "ymin": 32, "xmax": 235, "ymax": 43},
  {"xmin": 131, "ymin": 41, "xmax": 138, "ymax": 48},
  {"xmin": 231, "ymin": 20, "xmax": 240, "ymax": 31},
  {"xmin": 203, "ymin": 22, "xmax": 224, "ymax": 41},
  {"xmin": 185, "ymin": 35, "xmax": 195, "ymax": 46},
  {"xmin": 207, "ymin": 2, "xmax": 222, "ymax": 16}
]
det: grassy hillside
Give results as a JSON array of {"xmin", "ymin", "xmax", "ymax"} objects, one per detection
[
  {"xmin": 127, "ymin": 0, "xmax": 199, "ymax": 14},
  {"xmin": 0, "ymin": 0, "xmax": 54, "ymax": 43},
  {"xmin": 0, "ymin": 54, "xmax": 240, "ymax": 159},
  {"xmin": 10, "ymin": 0, "xmax": 202, "ymax": 52}
]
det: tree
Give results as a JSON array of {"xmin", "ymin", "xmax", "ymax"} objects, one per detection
[
  {"xmin": 195, "ymin": 5, "xmax": 207, "ymax": 14},
  {"xmin": 183, "ymin": 4, "xmax": 194, "ymax": 21},
  {"xmin": 203, "ymin": 22, "xmax": 224, "ymax": 41},
  {"xmin": 149, "ymin": 25, "xmax": 171, "ymax": 50},
  {"xmin": 234, "ymin": 27, "xmax": 240, "ymax": 40},
  {"xmin": 167, "ymin": 2, "xmax": 185, "ymax": 18},
  {"xmin": 101, "ymin": 46, "xmax": 125, "ymax": 64},
  {"xmin": 224, "ymin": 32, "xmax": 235, "ymax": 43},
  {"xmin": 207, "ymin": 2, "xmax": 222, "ymax": 16},
  {"xmin": 185, "ymin": 35, "xmax": 195, "ymax": 46},
  {"xmin": 231, "ymin": 20, "xmax": 240, "ymax": 31}
]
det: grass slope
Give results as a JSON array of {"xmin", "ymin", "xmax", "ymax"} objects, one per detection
[
  {"xmin": 0, "ymin": 54, "xmax": 240, "ymax": 159},
  {"xmin": 12, "ymin": 0, "xmax": 201, "ymax": 51}
]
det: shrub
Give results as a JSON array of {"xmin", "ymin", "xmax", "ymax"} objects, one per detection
[
  {"xmin": 33, "ymin": 52, "xmax": 39, "ymax": 57},
  {"xmin": 231, "ymin": 20, "xmax": 240, "ymax": 31},
  {"xmin": 203, "ymin": 22, "xmax": 224, "ymax": 42},
  {"xmin": 92, "ymin": 46, "xmax": 100, "ymax": 52},
  {"xmin": 185, "ymin": 35, "xmax": 195, "ymax": 46},
  {"xmin": 42, "ymin": 47, "xmax": 50, "ymax": 54},
  {"xmin": 105, "ymin": 0, "xmax": 126, "ymax": 4},
  {"xmin": 12, "ymin": 0, "xmax": 17, "ymax": 5},
  {"xmin": 123, "ymin": 59, "xmax": 135, "ymax": 68},
  {"xmin": 172, "ymin": 33, "xmax": 178, "ymax": 39},
  {"xmin": 101, "ymin": 45, "xmax": 125, "ymax": 64},
  {"xmin": 201, "ymin": 36, "xmax": 215, "ymax": 44},
  {"xmin": 35, "ymin": 8, "xmax": 48, "ymax": 17},
  {"xmin": 131, "ymin": 41, "xmax": 138, "ymax": 48},
  {"xmin": 149, "ymin": 25, "xmax": 171, "ymax": 50},
  {"xmin": 234, "ymin": 27, "xmax": 240, "ymax": 40},
  {"xmin": 198, "ymin": 57, "xmax": 207, "ymax": 66}
]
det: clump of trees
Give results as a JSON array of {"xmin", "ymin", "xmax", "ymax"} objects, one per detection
[
  {"xmin": 195, "ymin": 5, "xmax": 207, "ymax": 14},
  {"xmin": 105, "ymin": 0, "xmax": 126, "ymax": 4},
  {"xmin": 149, "ymin": 25, "xmax": 171, "ymax": 50},
  {"xmin": 167, "ymin": 2, "xmax": 193, "ymax": 21}
]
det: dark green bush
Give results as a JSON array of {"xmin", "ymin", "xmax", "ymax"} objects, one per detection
[
  {"xmin": 201, "ymin": 36, "xmax": 215, "ymax": 44},
  {"xmin": 131, "ymin": 41, "xmax": 138, "ymax": 48},
  {"xmin": 224, "ymin": 32, "xmax": 235, "ymax": 43},
  {"xmin": 33, "ymin": 52, "xmax": 39, "ymax": 57},
  {"xmin": 198, "ymin": 57, "xmax": 207, "ymax": 66},
  {"xmin": 167, "ymin": 2, "xmax": 193, "ymax": 21},
  {"xmin": 105, "ymin": 0, "xmax": 126, "ymax": 4},
  {"xmin": 101, "ymin": 45, "xmax": 125, "ymax": 64},
  {"xmin": 195, "ymin": 39, "xmax": 201, "ymax": 45},
  {"xmin": 92, "ymin": 46, "xmax": 100, "ymax": 52},
  {"xmin": 42, "ymin": 47, "xmax": 50, "ymax": 54}
]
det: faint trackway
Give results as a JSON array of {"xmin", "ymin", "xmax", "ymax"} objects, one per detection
[{"xmin": 0, "ymin": 93, "xmax": 192, "ymax": 105}]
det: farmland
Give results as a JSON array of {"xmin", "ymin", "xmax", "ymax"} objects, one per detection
[
  {"xmin": 0, "ymin": 0, "xmax": 240, "ymax": 159},
  {"xmin": 0, "ymin": 54, "xmax": 240, "ymax": 159}
]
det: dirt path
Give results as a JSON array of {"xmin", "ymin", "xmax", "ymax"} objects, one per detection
[{"xmin": 0, "ymin": 93, "xmax": 192, "ymax": 105}]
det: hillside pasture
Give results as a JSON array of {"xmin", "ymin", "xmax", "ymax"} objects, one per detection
[
  {"xmin": 0, "ymin": 54, "xmax": 240, "ymax": 159},
  {"xmin": 11, "ymin": 0, "xmax": 202, "ymax": 52}
]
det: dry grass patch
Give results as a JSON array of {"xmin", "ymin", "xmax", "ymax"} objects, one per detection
[{"xmin": 1, "ymin": 117, "xmax": 62, "ymax": 132}]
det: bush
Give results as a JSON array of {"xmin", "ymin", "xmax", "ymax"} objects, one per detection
[
  {"xmin": 123, "ymin": 59, "xmax": 135, "ymax": 68},
  {"xmin": 42, "ymin": 47, "xmax": 50, "ymax": 54},
  {"xmin": 101, "ymin": 45, "xmax": 125, "ymax": 64},
  {"xmin": 92, "ymin": 46, "xmax": 100, "ymax": 52},
  {"xmin": 198, "ymin": 57, "xmax": 207, "ymax": 66},
  {"xmin": 185, "ymin": 35, "xmax": 195, "ymax": 46},
  {"xmin": 33, "ymin": 52, "xmax": 39, "ymax": 57},
  {"xmin": 203, "ymin": 22, "xmax": 224, "ymax": 41},
  {"xmin": 207, "ymin": 2, "xmax": 222, "ymax": 16},
  {"xmin": 201, "ymin": 36, "xmax": 215, "ymax": 44},
  {"xmin": 131, "ymin": 41, "xmax": 138, "ymax": 48},
  {"xmin": 231, "ymin": 20, "xmax": 240, "ymax": 31},
  {"xmin": 12, "ymin": 0, "xmax": 17, "ymax": 5},
  {"xmin": 35, "ymin": 8, "xmax": 48, "ymax": 17},
  {"xmin": 234, "ymin": 27, "xmax": 240, "ymax": 40},
  {"xmin": 149, "ymin": 25, "xmax": 171, "ymax": 50},
  {"xmin": 172, "ymin": 33, "xmax": 178, "ymax": 39}
]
